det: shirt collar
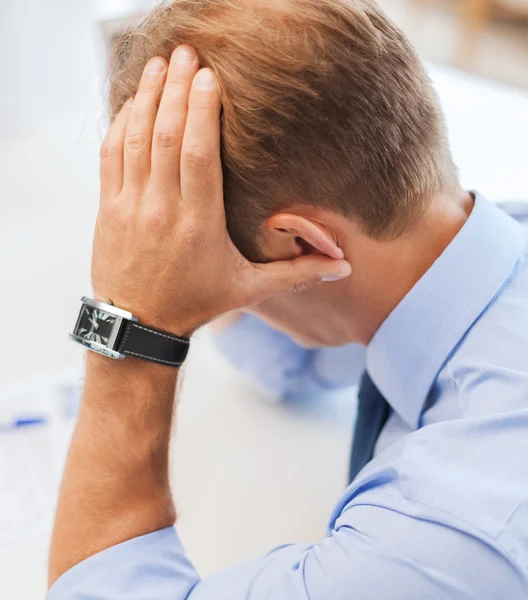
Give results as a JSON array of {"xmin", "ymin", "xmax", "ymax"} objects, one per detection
[{"xmin": 366, "ymin": 193, "xmax": 525, "ymax": 430}]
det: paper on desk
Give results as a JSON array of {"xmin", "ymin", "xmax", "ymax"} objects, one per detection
[{"xmin": 0, "ymin": 371, "xmax": 83, "ymax": 548}]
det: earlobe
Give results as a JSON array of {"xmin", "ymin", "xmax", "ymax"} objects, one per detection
[{"xmin": 266, "ymin": 213, "xmax": 344, "ymax": 260}]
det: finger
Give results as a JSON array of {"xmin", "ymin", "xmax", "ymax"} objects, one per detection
[
  {"xmin": 249, "ymin": 255, "xmax": 352, "ymax": 300},
  {"xmin": 124, "ymin": 57, "xmax": 168, "ymax": 190},
  {"xmin": 180, "ymin": 68, "xmax": 223, "ymax": 212},
  {"xmin": 100, "ymin": 99, "xmax": 132, "ymax": 199},
  {"xmin": 151, "ymin": 45, "xmax": 199, "ymax": 200}
]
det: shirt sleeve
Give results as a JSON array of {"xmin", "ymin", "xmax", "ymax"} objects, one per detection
[
  {"xmin": 46, "ymin": 504, "xmax": 526, "ymax": 600},
  {"xmin": 213, "ymin": 313, "xmax": 365, "ymax": 400}
]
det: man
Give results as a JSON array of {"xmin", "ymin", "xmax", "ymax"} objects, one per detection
[
  {"xmin": 47, "ymin": 0, "xmax": 528, "ymax": 598},
  {"xmin": 212, "ymin": 311, "xmax": 366, "ymax": 405}
]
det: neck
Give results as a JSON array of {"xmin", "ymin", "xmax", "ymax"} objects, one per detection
[{"xmin": 340, "ymin": 189, "xmax": 475, "ymax": 345}]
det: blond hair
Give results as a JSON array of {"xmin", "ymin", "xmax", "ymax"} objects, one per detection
[{"xmin": 110, "ymin": 0, "xmax": 457, "ymax": 260}]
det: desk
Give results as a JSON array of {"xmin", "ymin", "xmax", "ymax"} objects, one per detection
[{"xmin": 0, "ymin": 65, "xmax": 527, "ymax": 600}]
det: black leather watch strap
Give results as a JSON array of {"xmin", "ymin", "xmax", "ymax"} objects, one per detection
[{"xmin": 117, "ymin": 321, "xmax": 190, "ymax": 367}]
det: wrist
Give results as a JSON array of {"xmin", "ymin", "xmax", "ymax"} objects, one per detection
[
  {"xmin": 92, "ymin": 293, "xmax": 200, "ymax": 338},
  {"xmin": 82, "ymin": 351, "xmax": 178, "ymax": 420},
  {"xmin": 71, "ymin": 297, "xmax": 191, "ymax": 368},
  {"xmin": 85, "ymin": 345, "xmax": 180, "ymax": 376},
  {"xmin": 84, "ymin": 350, "xmax": 179, "ymax": 393}
]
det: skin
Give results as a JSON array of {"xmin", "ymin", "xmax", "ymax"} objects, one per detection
[
  {"xmin": 249, "ymin": 188, "xmax": 474, "ymax": 347},
  {"xmin": 48, "ymin": 44, "xmax": 350, "ymax": 586},
  {"xmin": 48, "ymin": 43, "xmax": 473, "ymax": 586}
]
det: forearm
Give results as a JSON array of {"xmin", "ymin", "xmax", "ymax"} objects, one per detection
[
  {"xmin": 46, "ymin": 42, "xmax": 350, "ymax": 596},
  {"xmin": 48, "ymin": 352, "xmax": 179, "ymax": 586}
]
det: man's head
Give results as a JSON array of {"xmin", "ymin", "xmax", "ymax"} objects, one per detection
[{"xmin": 109, "ymin": 0, "xmax": 462, "ymax": 346}]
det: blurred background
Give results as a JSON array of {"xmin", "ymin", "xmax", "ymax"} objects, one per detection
[{"xmin": 0, "ymin": 1, "xmax": 527, "ymax": 598}]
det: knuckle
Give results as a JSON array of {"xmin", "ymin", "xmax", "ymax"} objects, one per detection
[
  {"xmin": 100, "ymin": 139, "xmax": 120, "ymax": 161},
  {"xmin": 182, "ymin": 144, "xmax": 212, "ymax": 173},
  {"xmin": 100, "ymin": 199, "xmax": 131, "ymax": 225},
  {"xmin": 292, "ymin": 280, "xmax": 312, "ymax": 294},
  {"xmin": 181, "ymin": 215, "xmax": 207, "ymax": 245},
  {"xmin": 125, "ymin": 131, "xmax": 151, "ymax": 153},
  {"xmin": 99, "ymin": 196, "xmax": 117, "ymax": 217},
  {"xmin": 143, "ymin": 206, "xmax": 172, "ymax": 233},
  {"xmin": 154, "ymin": 129, "xmax": 182, "ymax": 150}
]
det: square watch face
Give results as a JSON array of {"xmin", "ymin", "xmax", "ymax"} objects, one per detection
[{"xmin": 76, "ymin": 305, "xmax": 117, "ymax": 347}]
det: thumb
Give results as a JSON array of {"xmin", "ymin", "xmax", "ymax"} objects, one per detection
[{"xmin": 250, "ymin": 254, "xmax": 352, "ymax": 300}]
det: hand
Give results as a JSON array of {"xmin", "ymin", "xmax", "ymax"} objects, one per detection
[{"xmin": 92, "ymin": 45, "xmax": 351, "ymax": 337}]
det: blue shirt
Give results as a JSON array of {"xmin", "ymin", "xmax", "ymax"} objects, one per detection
[
  {"xmin": 47, "ymin": 195, "xmax": 528, "ymax": 599},
  {"xmin": 214, "ymin": 311, "xmax": 367, "ymax": 402}
]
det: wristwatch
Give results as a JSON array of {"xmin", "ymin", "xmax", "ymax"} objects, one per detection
[{"xmin": 69, "ymin": 297, "xmax": 190, "ymax": 367}]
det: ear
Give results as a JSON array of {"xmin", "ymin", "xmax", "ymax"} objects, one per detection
[{"xmin": 261, "ymin": 212, "xmax": 344, "ymax": 261}]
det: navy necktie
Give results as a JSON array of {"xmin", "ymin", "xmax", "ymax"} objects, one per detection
[{"xmin": 348, "ymin": 371, "xmax": 391, "ymax": 484}]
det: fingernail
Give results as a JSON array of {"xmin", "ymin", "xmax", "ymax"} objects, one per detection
[
  {"xmin": 195, "ymin": 68, "xmax": 215, "ymax": 89},
  {"xmin": 322, "ymin": 273, "xmax": 349, "ymax": 282},
  {"xmin": 146, "ymin": 58, "xmax": 165, "ymax": 74},
  {"xmin": 125, "ymin": 97, "xmax": 134, "ymax": 108},
  {"xmin": 173, "ymin": 45, "xmax": 195, "ymax": 64}
]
